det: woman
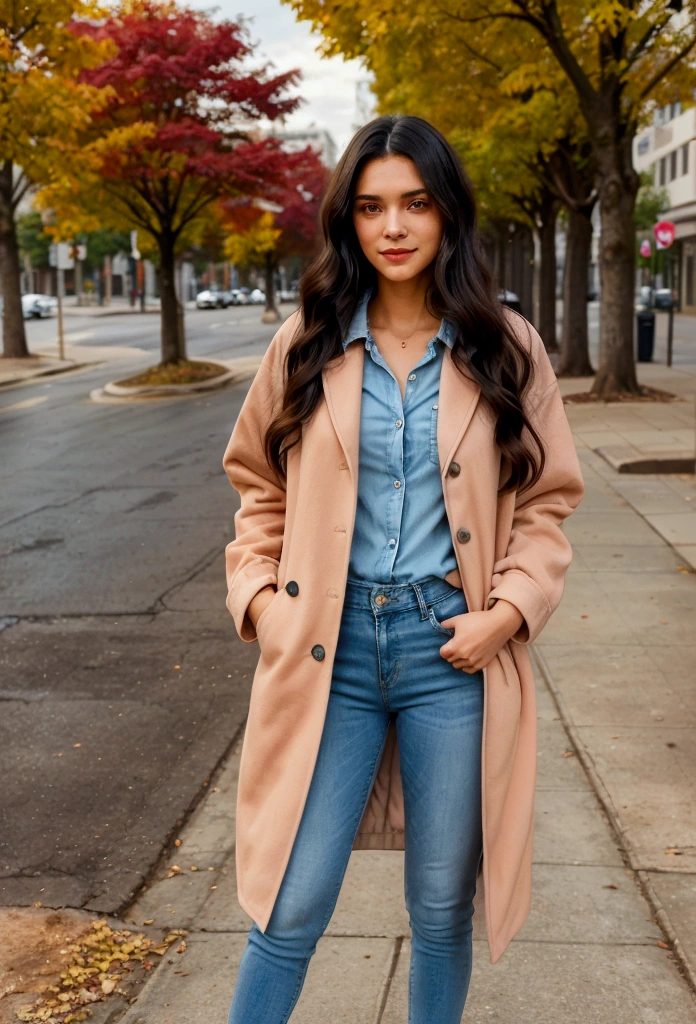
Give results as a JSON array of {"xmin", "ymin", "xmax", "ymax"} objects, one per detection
[{"xmin": 222, "ymin": 115, "xmax": 584, "ymax": 1023}]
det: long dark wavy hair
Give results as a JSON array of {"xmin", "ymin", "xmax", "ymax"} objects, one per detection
[{"xmin": 265, "ymin": 114, "xmax": 545, "ymax": 493}]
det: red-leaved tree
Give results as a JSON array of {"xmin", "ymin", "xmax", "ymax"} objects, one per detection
[
  {"xmin": 223, "ymin": 144, "xmax": 328, "ymax": 320},
  {"xmin": 60, "ymin": 0, "xmax": 302, "ymax": 363}
]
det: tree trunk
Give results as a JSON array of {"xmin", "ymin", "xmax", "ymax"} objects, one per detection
[
  {"xmin": 591, "ymin": 126, "xmax": 641, "ymax": 396},
  {"xmin": 0, "ymin": 163, "xmax": 29, "ymax": 359},
  {"xmin": 533, "ymin": 195, "xmax": 559, "ymax": 352},
  {"xmin": 558, "ymin": 205, "xmax": 595, "ymax": 376},
  {"xmin": 159, "ymin": 234, "xmax": 186, "ymax": 364},
  {"xmin": 261, "ymin": 252, "xmax": 280, "ymax": 324}
]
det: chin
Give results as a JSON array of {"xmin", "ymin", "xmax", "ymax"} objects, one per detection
[{"xmin": 377, "ymin": 261, "xmax": 430, "ymax": 283}]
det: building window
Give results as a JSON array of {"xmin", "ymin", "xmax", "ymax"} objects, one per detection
[
  {"xmin": 637, "ymin": 135, "xmax": 650, "ymax": 155},
  {"xmin": 682, "ymin": 142, "xmax": 690, "ymax": 175},
  {"xmin": 659, "ymin": 156, "xmax": 667, "ymax": 185},
  {"xmin": 670, "ymin": 149, "xmax": 678, "ymax": 180}
]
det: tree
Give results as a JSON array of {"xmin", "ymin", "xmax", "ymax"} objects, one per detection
[
  {"xmin": 224, "ymin": 144, "xmax": 327, "ymax": 322},
  {"xmin": 286, "ymin": 0, "xmax": 696, "ymax": 395},
  {"xmin": 41, "ymin": 0, "xmax": 301, "ymax": 365},
  {"xmin": 419, "ymin": 0, "xmax": 696, "ymax": 393},
  {"xmin": 0, "ymin": 0, "xmax": 109, "ymax": 358}
]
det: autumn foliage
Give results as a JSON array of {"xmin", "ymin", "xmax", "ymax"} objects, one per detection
[{"xmin": 43, "ymin": 0, "xmax": 305, "ymax": 363}]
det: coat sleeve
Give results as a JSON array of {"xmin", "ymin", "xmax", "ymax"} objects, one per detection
[
  {"xmin": 222, "ymin": 312, "xmax": 299, "ymax": 643},
  {"xmin": 486, "ymin": 316, "xmax": 585, "ymax": 644}
]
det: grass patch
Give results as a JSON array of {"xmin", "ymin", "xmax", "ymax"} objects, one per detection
[{"xmin": 115, "ymin": 360, "xmax": 228, "ymax": 388}]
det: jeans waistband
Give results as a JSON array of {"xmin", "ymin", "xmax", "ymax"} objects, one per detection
[{"xmin": 344, "ymin": 575, "xmax": 463, "ymax": 614}]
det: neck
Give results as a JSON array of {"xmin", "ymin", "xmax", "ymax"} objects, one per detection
[{"xmin": 368, "ymin": 272, "xmax": 437, "ymax": 332}]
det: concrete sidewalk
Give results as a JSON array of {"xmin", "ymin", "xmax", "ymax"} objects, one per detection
[{"xmin": 107, "ymin": 362, "xmax": 696, "ymax": 1023}]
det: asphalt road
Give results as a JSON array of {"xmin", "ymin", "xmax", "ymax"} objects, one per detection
[{"xmin": 0, "ymin": 304, "xmax": 289, "ymax": 915}]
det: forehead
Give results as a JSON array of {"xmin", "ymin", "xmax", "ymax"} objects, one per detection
[{"xmin": 354, "ymin": 155, "xmax": 425, "ymax": 196}]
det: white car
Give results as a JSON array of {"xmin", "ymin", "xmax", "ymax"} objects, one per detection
[
  {"xmin": 249, "ymin": 288, "xmax": 266, "ymax": 304},
  {"xmin": 22, "ymin": 293, "xmax": 57, "ymax": 318},
  {"xmin": 196, "ymin": 289, "xmax": 226, "ymax": 309}
]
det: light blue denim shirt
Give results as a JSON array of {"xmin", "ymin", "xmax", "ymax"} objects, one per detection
[{"xmin": 343, "ymin": 290, "xmax": 458, "ymax": 584}]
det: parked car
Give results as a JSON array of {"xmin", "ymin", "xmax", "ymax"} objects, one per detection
[
  {"xmin": 249, "ymin": 288, "xmax": 266, "ymax": 304},
  {"xmin": 279, "ymin": 287, "xmax": 300, "ymax": 302},
  {"xmin": 22, "ymin": 293, "xmax": 58, "ymax": 319},
  {"xmin": 228, "ymin": 289, "xmax": 248, "ymax": 305},
  {"xmin": 497, "ymin": 289, "xmax": 522, "ymax": 313},
  {"xmin": 196, "ymin": 288, "xmax": 231, "ymax": 309},
  {"xmin": 653, "ymin": 288, "xmax": 674, "ymax": 310}
]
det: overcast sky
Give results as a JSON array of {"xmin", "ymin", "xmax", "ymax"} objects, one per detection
[{"xmin": 188, "ymin": 0, "xmax": 370, "ymax": 155}]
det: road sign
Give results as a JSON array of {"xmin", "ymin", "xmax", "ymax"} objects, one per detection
[
  {"xmin": 640, "ymin": 239, "xmax": 652, "ymax": 258},
  {"xmin": 48, "ymin": 242, "xmax": 74, "ymax": 270},
  {"xmin": 653, "ymin": 220, "xmax": 676, "ymax": 249}
]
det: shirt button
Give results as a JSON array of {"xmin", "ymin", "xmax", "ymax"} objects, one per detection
[
  {"xmin": 432, "ymin": 403, "xmax": 438, "ymax": 410},
  {"xmin": 311, "ymin": 644, "xmax": 325, "ymax": 661},
  {"xmin": 394, "ymin": 480, "xmax": 402, "ymax": 489},
  {"xmin": 408, "ymin": 373, "xmax": 416, "ymax": 381},
  {"xmin": 286, "ymin": 580, "xmax": 299, "ymax": 596},
  {"xmin": 457, "ymin": 528, "xmax": 471, "ymax": 543},
  {"xmin": 395, "ymin": 419, "xmax": 402, "ymax": 427},
  {"xmin": 388, "ymin": 538, "xmax": 396, "ymax": 547}
]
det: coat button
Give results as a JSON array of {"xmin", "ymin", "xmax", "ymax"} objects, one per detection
[
  {"xmin": 457, "ymin": 528, "xmax": 471, "ymax": 543},
  {"xmin": 286, "ymin": 580, "xmax": 299, "ymax": 597},
  {"xmin": 311, "ymin": 644, "xmax": 325, "ymax": 661},
  {"xmin": 448, "ymin": 461, "xmax": 461, "ymax": 477}
]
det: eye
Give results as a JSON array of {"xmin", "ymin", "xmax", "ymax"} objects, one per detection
[
  {"xmin": 360, "ymin": 203, "xmax": 380, "ymax": 214},
  {"xmin": 409, "ymin": 199, "xmax": 428, "ymax": 210}
]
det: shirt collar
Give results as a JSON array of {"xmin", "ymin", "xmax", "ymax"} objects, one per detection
[{"xmin": 342, "ymin": 288, "xmax": 456, "ymax": 351}]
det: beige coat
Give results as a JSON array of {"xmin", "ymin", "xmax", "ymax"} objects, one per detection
[{"xmin": 223, "ymin": 308, "xmax": 584, "ymax": 963}]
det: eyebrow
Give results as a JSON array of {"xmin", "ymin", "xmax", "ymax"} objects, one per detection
[{"xmin": 353, "ymin": 188, "xmax": 428, "ymax": 201}]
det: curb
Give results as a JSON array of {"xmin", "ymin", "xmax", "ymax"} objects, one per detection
[
  {"xmin": 531, "ymin": 645, "xmax": 696, "ymax": 994},
  {"xmin": 0, "ymin": 361, "xmax": 96, "ymax": 389},
  {"xmin": 595, "ymin": 445, "xmax": 695, "ymax": 474},
  {"xmin": 92, "ymin": 358, "xmax": 262, "ymax": 403},
  {"xmin": 103, "ymin": 367, "xmax": 240, "ymax": 397}
]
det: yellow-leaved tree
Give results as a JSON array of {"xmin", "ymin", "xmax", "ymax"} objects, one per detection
[
  {"xmin": 286, "ymin": 0, "xmax": 696, "ymax": 396},
  {"xmin": 0, "ymin": 0, "xmax": 111, "ymax": 358}
]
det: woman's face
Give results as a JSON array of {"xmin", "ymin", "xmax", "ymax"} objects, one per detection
[{"xmin": 352, "ymin": 155, "xmax": 444, "ymax": 284}]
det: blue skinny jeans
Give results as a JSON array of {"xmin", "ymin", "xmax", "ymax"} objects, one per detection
[{"xmin": 227, "ymin": 575, "xmax": 484, "ymax": 1024}]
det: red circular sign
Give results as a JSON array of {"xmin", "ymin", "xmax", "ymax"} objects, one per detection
[{"xmin": 653, "ymin": 220, "xmax": 676, "ymax": 248}]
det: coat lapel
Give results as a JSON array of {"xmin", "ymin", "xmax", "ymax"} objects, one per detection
[
  {"xmin": 322, "ymin": 340, "xmax": 482, "ymax": 480},
  {"xmin": 437, "ymin": 346, "xmax": 482, "ymax": 471},
  {"xmin": 321, "ymin": 341, "xmax": 365, "ymax": 482}
]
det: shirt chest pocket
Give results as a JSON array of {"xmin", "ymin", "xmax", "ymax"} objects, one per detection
[{"xmin": 429, "ymin": 403, "xmax": 440, "ymax": 466}]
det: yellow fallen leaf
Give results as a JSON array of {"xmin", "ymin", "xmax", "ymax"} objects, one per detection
[{"xmin": 101, "ymin": 979, "xmax": 117, "ymax": 994}]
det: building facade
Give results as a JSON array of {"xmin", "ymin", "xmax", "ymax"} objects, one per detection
[{"xmin": 634, "ymin": 101, "xmax": 696, "ymax": 311}]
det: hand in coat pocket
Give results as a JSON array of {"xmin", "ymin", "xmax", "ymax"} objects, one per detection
[{"xmin": 439, "ymin": 599, "xmax": 524, "ymax": 672}]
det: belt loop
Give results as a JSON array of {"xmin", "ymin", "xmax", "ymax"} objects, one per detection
[{"xmin": 411, "ymin": 582, "xmax": 429, "ymax": 620}]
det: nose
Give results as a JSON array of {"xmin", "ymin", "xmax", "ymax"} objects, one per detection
[{"xmin": 383, "ymin": 206, "xmax": 407, "ymax": 240}]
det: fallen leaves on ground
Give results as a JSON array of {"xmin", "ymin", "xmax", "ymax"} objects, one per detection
[
  {"xmin": 16, "ymin": 919, "xmax": 187, "ymax": 1023},
  {"xmin": 115, "ymin": 360, "xmax": 227, "ymax": 388},
  {"xmin": 562, "ymin": 386, "xmax": 680, "ymax": 404}
]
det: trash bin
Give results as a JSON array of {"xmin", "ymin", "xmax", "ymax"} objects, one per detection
[{"xmin": 636, "ymin": 309, "xmax": 655, "ymax": 362}]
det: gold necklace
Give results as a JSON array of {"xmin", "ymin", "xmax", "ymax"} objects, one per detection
[{"xmin": 370, "ymin": 309, "xmax": 431, "ymax": 348}]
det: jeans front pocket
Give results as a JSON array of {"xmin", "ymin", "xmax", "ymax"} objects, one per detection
[
  {"xmin": 428, "ymin": 605, "xmax": 455, "ymax": 637},
  {"xmin": 429, "ymin": 404, "xmax": 440, "ymax": 466}
]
